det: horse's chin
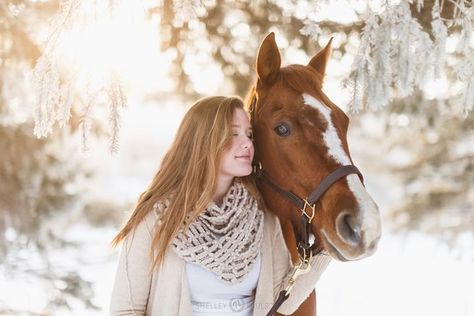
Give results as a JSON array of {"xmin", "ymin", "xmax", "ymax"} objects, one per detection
[
  {"xmin": 320, "ymin": 229, "xmax": 351, "ymax": 262},
  {"xmin": 308, "ymin": 229, "xmax": 348, "ymax": 262}
]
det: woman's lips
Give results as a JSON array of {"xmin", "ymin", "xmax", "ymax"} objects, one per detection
[{"xmin": 235, "ymin": 155, "xmax": 251, "ymax": 161}]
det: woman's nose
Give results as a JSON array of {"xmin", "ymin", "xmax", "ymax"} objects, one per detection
[{"xmin": 241, "ymin": 136, "xmax": 253, "ymax": 149}]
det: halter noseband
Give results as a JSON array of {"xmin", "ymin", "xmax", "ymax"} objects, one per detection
[{"xmin": 249, "ymin": 94, "xmax": 364, "ymax": 315}]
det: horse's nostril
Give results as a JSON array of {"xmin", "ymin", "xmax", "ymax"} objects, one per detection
[{"xmin": 336, "ymin": 213, "xmax": 362, "ymax": 246}]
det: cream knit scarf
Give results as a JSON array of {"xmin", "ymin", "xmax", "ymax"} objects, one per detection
[{"xmin": 170, "ymin": 181, "xmax": 264, "ymax": 284}]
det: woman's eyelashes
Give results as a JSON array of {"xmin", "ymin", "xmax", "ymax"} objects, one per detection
[{"xmin": 232, "ymin": 130, "xmax": 253, "ymax": 139}]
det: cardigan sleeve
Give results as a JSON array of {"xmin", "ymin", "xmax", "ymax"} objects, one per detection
[
  {"xmin": 110, "ymin": 212, "xmax": 157, "ymax": 316},
  {"xmin": 271, "ymin": 216, "xmax": 332, "ymax": 315}
]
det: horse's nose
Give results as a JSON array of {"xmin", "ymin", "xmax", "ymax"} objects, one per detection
[{"xmin": 335, "ymin": 212, "xmax": 362, "ymax": 246}]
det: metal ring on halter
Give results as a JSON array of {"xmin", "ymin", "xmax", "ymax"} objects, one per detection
[
  {"xmin": 298, "ymin": 246, "xmax": 313, "ymax": 264},
  {"xmin": 301, "ymin": 198, "xmax": 316, "ymax": 223},
  {"xmin": 253, "ymin": 162, "xmax": 262, "ymax": 174}
]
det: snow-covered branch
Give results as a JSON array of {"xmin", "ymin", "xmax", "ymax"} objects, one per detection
[
  {"xmin": 302, "ymin": 0, "xmax": 473, "ymax": 114},
  {"xmin": 32, "ymin": 0, "xmax": 128, "ymax": 153}
]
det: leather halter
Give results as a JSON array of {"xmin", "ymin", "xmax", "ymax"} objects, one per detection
[
  {"xmin": 256, "ymin": 165, "xmax": 364, "ymax": 256},
  {"xmin": 248, "ymin": 94, "xmax": 364, "ymax": 315}
]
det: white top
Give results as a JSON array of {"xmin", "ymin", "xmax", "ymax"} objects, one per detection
[{"xmin": 186, "ymin": 253, "xmax": 261, "ymax": 315}]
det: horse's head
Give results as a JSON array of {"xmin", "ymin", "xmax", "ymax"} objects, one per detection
[{"xmin": 249, "ymin": 33, "xmax": 381, "ymax": 261}]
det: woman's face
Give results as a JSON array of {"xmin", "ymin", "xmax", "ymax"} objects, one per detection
[{"xmin": 219, "ymin": 108, "xmax": 254, "ymax": 179}]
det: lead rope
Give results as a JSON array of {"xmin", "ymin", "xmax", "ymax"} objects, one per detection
[
  {"xmin": 265, "ymin": 258, "xmax": 312, "ymax": 315},
  {"xmin": 265, "ymin": 201, "xmax": 316, "ymax": 316}
]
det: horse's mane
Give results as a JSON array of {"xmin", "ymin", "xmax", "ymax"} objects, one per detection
[{"xmin": 245, "ymin": 65, "xmax": 325, "ymax": 113}]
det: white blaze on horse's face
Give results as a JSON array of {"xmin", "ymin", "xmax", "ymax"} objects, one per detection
[
  {"xmin": 303, "ymin": 94, "xmax": 351, "ymax": 165},
  {"xmin": 303, "ymin": 93, "xmax": 382, "ymax": 260}
]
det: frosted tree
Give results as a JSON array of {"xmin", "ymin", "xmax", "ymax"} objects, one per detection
[
  {"xmin": 0, "ymin": 1, "xmax": 101, "ymax": 311},
  {"xmin": 346, "ymin": 0, "xmax": 473, "ymax": 114},
  {"xmin": 33, "ymin": 0, "xmax": 473, "ymax": 142}
]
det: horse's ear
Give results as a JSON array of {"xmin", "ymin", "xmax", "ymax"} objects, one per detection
[
  {"xmin": 256, "ymin": 32, "xmax": 281, "ymax": 84},
  {"xmin": 308, "ymin": 37, "xmax": 333, "ymax": 79}
]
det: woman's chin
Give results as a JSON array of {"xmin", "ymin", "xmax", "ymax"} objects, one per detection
[{"xmin": 236, "ymin": 166, "xmax": 253, "ymax": 177}]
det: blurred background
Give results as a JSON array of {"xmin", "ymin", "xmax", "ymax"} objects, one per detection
[{"xmin": 0, "ymin": 0, "xmax": 473, "ymax": 315}]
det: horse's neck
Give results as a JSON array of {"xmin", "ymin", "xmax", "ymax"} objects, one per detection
[{"xmin": 278, "ymin": 218, "xmax": 301, "ymax": 264}]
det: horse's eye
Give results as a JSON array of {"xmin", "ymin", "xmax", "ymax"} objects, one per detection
[{"xmin": 274, "ymin": 123, "xmax": 291, "ymax": 137}]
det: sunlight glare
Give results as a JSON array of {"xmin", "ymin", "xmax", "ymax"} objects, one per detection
[{"xmin": 58, "ymin": 1, "xmax": 173, "ymax": 95}]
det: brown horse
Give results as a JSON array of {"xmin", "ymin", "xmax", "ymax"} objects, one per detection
[{"xmin": 246, "ymin": 33, "xmax": 382, "ymax": 315}]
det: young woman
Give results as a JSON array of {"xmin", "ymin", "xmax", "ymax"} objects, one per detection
[{"xmin": 110, "ymin": 96, "xmax": 331, "ymax": 315}]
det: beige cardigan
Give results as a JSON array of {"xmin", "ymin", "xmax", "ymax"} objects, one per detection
[{"xmin": 110, "ymin": 208, "xmax": 331, "ymax": 316}]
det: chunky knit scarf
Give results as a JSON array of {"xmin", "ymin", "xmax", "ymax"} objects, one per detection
[{"xmin": 168, "ymin": 181, "xmax": 264, "ymax": 284}]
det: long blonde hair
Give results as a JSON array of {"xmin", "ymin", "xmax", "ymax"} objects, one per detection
[{"xmin": 111, "ymin": 96, "xmax": 263, "ymax": 268}]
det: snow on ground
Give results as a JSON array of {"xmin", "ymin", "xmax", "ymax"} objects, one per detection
[
  {"xmin": 2, "ymin": 223, "xmax": 472, "ymax": 316},
  {"xmin": 318, "ymin": 231, "xmax": 474, "ymax": 316}
]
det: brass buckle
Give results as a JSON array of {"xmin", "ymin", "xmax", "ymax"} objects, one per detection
[{"xmin": 301, "ymin": 198, "xmax": 316, "ymax": 223}]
